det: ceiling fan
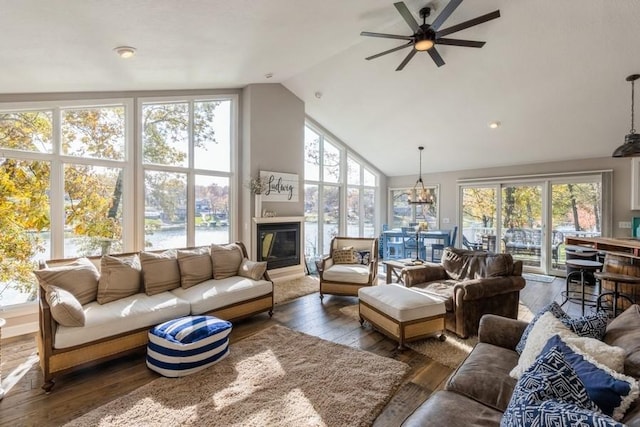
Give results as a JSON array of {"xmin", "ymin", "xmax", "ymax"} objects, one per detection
[{"xmin": 361, "ymin": 0, "xmax": 500, "ymax": 70}]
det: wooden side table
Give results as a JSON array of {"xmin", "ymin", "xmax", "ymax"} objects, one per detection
[{"xmin": 0, "ymin": 317, "xmax": 5, "ymax": 399}]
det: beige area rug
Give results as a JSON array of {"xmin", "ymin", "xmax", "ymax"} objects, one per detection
[
  {"xmin": 274, "ymin": 275, "xmax": 319, "ymax": 305},
  {"xmin": 65, "ymin": 325, "xmax": 409, "ymax": 427},
  {"xmin": 340, "ymin": 299, "xmax": 535, "ymax": 369}
]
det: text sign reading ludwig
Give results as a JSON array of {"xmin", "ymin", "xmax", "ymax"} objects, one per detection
[{"xmin": 260, "ymin": 171, "xmax": 299, "ymax": 202}]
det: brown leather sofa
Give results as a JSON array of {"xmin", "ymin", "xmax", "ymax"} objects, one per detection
[
  {"xmin": 402, "ymin": 306, "xmax": 640, "ymax": 426},
  {"xmin": 400, "ymin": 247, "xmax": 526, "ymax": 338}
]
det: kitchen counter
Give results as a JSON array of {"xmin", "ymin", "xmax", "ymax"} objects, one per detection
[{"xmin": 564, "ymin": 236, "xmax": 640, "ymax": 259}]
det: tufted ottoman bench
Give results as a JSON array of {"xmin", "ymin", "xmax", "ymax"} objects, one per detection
[
  {"xmin": 146, "ymin": 315, "xmax": 232, "ymax": 377},
  {"xmin": 358, "ymin": 284, "xmax": 446, "ymax": 349}
]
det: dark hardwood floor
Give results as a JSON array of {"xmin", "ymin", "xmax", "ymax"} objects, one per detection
[{"xmin": 0, "ymin": 275, "xmax": 582, "ymax": 427}]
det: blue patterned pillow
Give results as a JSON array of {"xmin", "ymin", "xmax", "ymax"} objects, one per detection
[
  {"xmin": 510, "ymin": 400, "xmax": 625, "ymax": 427},
  {"xmin": 541, "ymin": 335, "xmax": 638, "ymax": 420},
  {"xmin": 502, "ymin": 346, "xmax": 621, "ymax": 427},
  {"xmin": 355, "ymin": 250, "xmax": 371, "ymax": 265},
  {"xmin": 561, "ymin": 310, "xmax": 608, "ymax": 341},
  {"xmin": 516, "ymin": 302, "xmax": 571, "ymax": 354}
]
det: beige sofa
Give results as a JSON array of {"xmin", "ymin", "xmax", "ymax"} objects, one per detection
[{"xmin": 36, "ymin": 242, "xmax": 273, "ymax": 392}]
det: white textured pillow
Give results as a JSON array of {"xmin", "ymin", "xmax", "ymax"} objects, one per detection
[
  {"xmin": 237, "ymin": 258, "xmax": 267, "ymax": 281},
  {"xmin": 510, "ymin": 312, "xmax": 625, "ymax": 379}
]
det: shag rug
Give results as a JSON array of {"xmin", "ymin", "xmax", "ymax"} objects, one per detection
[
  {"xmin": 274, "ymin": 275, "xmax": 319, "ymax": 304},
  {"xmin": 65, "ymin": 325, "xmax": 409, "ymax": 427}
]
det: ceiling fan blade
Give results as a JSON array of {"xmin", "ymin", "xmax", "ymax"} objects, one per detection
[
  {"xmin": 366, "ymin": 42, "xmax": 413, "ymax": 60},
  {"xmin": 436, "ymin": 38, "xmax": 485, "ymax": 48},
  {"xmin": 360, "ymin": 31, "xmax": 413, "ymax": 41},
  {"xmin": 436, "ymin": 10, "xmax": 501, "ymax": 37},
  {"xmin": 428, "ymin": 47, "xmax": 445, "ymax": 67},
  {"xmin": 394, "ymin": 2, "xmax": 420, "ymax": 32},
  {"xmin": 430, "ymin": 0, "xmax": 463, "ymax": 31},
  {"xmin": 396, "ymin": 49, "xmax": 417, "ymax": 71}
]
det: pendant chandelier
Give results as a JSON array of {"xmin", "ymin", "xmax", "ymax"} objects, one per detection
[
  {"xmin": 612, "ymin": 74, "xmax": 640, "ymax": 157},
  {"xmin": 407, "ymin": 146, "xmax": 434, "ymax": 204}
]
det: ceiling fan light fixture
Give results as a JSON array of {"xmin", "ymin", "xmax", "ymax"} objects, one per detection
[
  {"xmin": 612, "ymin": 74, "xmax": 640, "ymax": 157},
  {"xmin": 415, "ymin": 38, "xmax": 434, "ymax": 51}
]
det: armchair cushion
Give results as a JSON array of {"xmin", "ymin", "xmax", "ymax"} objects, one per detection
[{"xmin": 322, "ymin": 264, "xmax": 371, "ymax": 284}]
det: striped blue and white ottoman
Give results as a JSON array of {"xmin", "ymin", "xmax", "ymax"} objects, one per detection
[{"xmin": 146, "ymin": 315, "xmax": 232, "ymax": 377}]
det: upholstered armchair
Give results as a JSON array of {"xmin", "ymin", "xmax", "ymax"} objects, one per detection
[
  {"xmin": 400, "ymin": 247, "xmax": 525, "ymax": 338},
  {"xmin": 319, "ymin": 237, "xmax": 379, "ymax": 300}
]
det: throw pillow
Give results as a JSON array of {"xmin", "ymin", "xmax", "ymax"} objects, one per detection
[
  {"xmin": 177, "ymin": 247, "xmax": 213, "ymax": 289},
  {"xmin": 139, "ymin": 250, "xmax": 181, "ymax": 296},
  {"xmin": 562, "ymin": 309, "xmax": 609, "ymax": 341},
  {"xmin": 510, "ymin": 312, "xmax": 625, "ymax": 379},
  {"xmin": 45, "ymin": 285, "xmax": 86, "ymax": 327},
  {"xmin": 355, "ymin": 250, "xmax": 371, "ymax": 265},
  {"xmin": 237, "ymin": 258, "xmax": 268, "ymax": 281},
  {"xmin": 34, "ymin": 257, "xmax": 100, "ymax": 305},
  {"xmin": 541, "ymin": 335, "xmax": 639, "ymax": 420},
  {"xmin": 210, "ymin": 243, "xmax": 243, "ymax": 279},
  {"xmin": 515, "ymin": 301, "xmax": 571, "ymax": 354},
  {"xmin": 502, "ymin": 346, "xmax": 622, "ymax": 427},
  {"xmin": 333, "ymin": 248, "xmax": 356, "ymax": 264},
  {"xmin": 502, "ymin": 400, "xmax": 624, "ymax": 427},
  {"xmin": 97, "ymin": 254, "xmax": 142, "ymax": 304}
]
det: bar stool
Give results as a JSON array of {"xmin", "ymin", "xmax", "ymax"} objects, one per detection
[
  {"xmin": 594, "ymin": 271, "xmax": 640, "ymax": 317},
  {"xmin": 562, "ymin": 258, "xmax": 603, "ymax": 315},
  {"xmin": 565, "ymin": 245, "xmax": 598, "ymax": 287}
]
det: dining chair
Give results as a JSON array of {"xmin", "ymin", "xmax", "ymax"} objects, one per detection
[
  {"xmin": 401, "ymin": 227, "xmax": 420, "ymax": 259},
  {"xmin": 431, "ymin": 226, "xmax": 457, "ymax": 262}
]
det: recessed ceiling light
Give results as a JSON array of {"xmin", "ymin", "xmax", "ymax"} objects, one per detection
[
  {"xmin": 265, "ymin": 72, "xmax": 274, "ymax": 79},
  {"xmin": 114, "ymin": 46, "xmax": 136, "ymax": 59},
  {"xmin": 315, "ymin": 91, "xmax": 323, "ymax": 99},
  {"xmin": 489, "ymin": 121, "xmax": 501, "ymax": 129}
]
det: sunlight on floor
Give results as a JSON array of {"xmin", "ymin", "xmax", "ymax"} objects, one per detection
[{"xmin": 3, "ymin": 352, "xmax": 39, "ymax": 393}]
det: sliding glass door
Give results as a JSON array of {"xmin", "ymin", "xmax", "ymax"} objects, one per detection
[{"xmin": 459, "ymin": 174, "xmax": 603, "ymax": 275}]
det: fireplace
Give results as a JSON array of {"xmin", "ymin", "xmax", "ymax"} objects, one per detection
[{"xmin": 256, "ymin": 222, "xmax": 301, "ymax": 270}]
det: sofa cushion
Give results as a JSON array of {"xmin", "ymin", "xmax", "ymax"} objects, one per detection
[
  {"xmin": 408, "ymin": 280, "xmax": 458, "ymax": 312},
  {"xmin": 445, "ymin": 342, "xmax": 519, "ymax": 412},
  {"xmin": 541, "ymin": 335, "xmax": 639, "ymax": 420},
  {"xmin": 170, "ymin": 276, "xmax": 273, "ymax": 315},
  {"xmin": 402, "ymin": 390, "xmax": 503, "ymax": 427},
  {"xmin": 97, "ymin": 254, "xmax": 142, "ymax": 304},
  {"xmin": 140, "ymin": 250, "xmax": 181, "ymax": 296},
  {"xmin": 45, "ymin": 285, "xmax": 86, "ymax": 327},
  {"xmin": 34, "ymin": 257, "xmax": 100, "ymax": 305},
  {"xmin": 210, "ymin": 243, "xmax": 243, "ymax": 279},
  {"xmin": 355, "ymin": 250, "xmax": 371, "ymax": 265},
  {"xmin": 177, "ymin": 247, "xmax": 213, "ymax": 289},
  {"xmin": 604, "ymin": 304, "xmax": 640, "ymax": 378},
  {"xmin": 237, "ymin": 258, "xmax": 267, "ymax": 281},
  {"xmin": 441, "ymin": 247, "xmax": 514, "ymax": 281},
  {"xmin": 54, "ymin": 291, "xmax": 191, "ymax": 349},
  {"xmin": 322, "ymin": 264, "xmax": 371, "ymax": 284}
]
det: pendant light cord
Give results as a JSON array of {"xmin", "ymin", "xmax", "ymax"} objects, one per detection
[{"xmin": 632, "ymin": 79, "xmax": 636, "ymax": 134}]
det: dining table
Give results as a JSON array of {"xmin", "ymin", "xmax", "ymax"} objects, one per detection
[{"xmin": 381, "ymin": 229, "xmax": 451, "ymax": 260}]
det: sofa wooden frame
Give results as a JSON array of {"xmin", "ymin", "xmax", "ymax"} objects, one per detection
[{"xmin": 37, "ymin": 241, "xmax": 273, "ymax": 392}]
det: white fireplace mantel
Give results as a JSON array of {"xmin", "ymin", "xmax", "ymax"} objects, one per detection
[{"xmin": 251, "ymin": 216, "xmax": 305, "ymax": 283}]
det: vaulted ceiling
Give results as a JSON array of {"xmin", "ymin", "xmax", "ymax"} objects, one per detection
[{"xmin": 2, "ymin": 0, "xmax": 639, "ymax": 176}]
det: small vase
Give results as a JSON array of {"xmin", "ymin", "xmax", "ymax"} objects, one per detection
[{"xmin": 254, "ymin": 194, "xmax": 262, "ymax": 218}]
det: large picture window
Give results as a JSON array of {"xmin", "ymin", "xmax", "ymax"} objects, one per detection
[
  {"xmin": 0, "ymin": 95, "xmax": 237, "ymax": 308},
  {"xmin": 304, "ymin": 122, "xmax": 379, "ymax": 260}
]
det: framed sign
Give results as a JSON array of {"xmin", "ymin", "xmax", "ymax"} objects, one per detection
[{"xmin": 260, "ymin": 170, "xmax": 299, "ymax": 202}]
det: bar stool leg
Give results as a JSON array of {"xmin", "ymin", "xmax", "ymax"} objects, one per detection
[{"xmin": 580, "ymin": 269, "xmax": 586, "ymax": 315}]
